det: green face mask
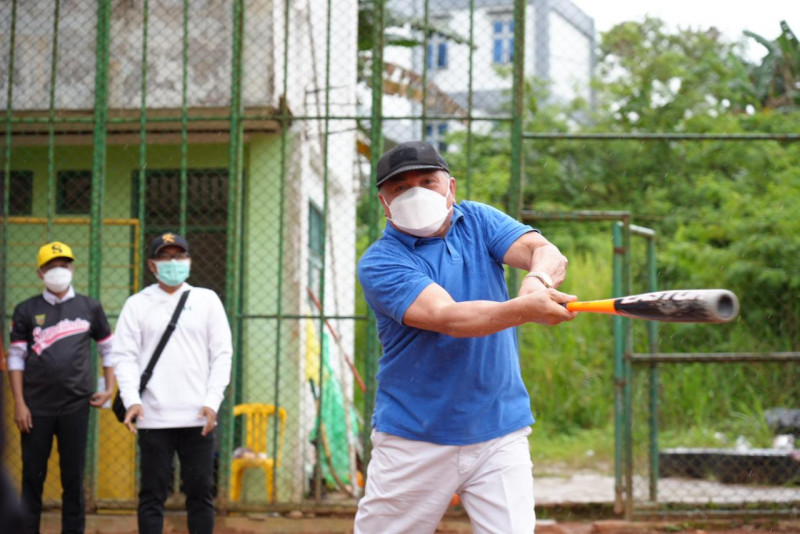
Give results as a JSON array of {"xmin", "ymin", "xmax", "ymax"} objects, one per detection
[{"xmin": 155, "ymin": 259, "xmax": 191, "ymax": 286}]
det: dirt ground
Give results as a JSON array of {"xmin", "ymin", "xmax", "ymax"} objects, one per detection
[
  {"xmin": 36, "ymin": 511, "xmax": 800, "ymax": 534},
  {"xmin": 33, "ymin": 469, "xmax": 800, "ymax": 533}
]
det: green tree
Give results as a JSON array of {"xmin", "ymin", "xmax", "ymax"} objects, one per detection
[
  {"xmin": 589, "ymin": 21, "xmax": 800, "ymax": 349},
  {"xmin": 596, "ymin": 17, "xmax": 758, "ymax": 124},
  {"xmin": 746, "ymin": 21, "xmax": 800, "ymax": 110}
]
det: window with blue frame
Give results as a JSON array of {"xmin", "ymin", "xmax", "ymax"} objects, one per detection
[
  {"xmin": 492, "ymin": 18, "xmax": 514, "ymax": 64},
  {"xmin": 425, "ymin": 122, "xmax": 449, "ymax": 152},
  {"xmin": 426, "ymin": 36, "xmax": 448, "ymax": 70}
]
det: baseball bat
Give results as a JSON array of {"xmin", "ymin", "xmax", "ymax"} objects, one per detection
[{"xmin": 564, "ymin": 289, "xmax": 740, "ymax": 323}]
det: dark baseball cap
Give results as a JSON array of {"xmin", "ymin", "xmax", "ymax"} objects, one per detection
[
  {"xmin": 376, "ymin": 141, "xmax": 450, "ymax": 187},
  {"xmin": 150, "ymin": 232, "xmax": 190, "ymax": 258}
]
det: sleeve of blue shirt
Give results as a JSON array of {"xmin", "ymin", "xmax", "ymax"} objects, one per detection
[
  {"xmin": 465, "ymin": 201, "xmax": 538, "ymax": 264},
  {"xmin": 358, "ymin": 244, "xmax": 433, "ymax": 325}
]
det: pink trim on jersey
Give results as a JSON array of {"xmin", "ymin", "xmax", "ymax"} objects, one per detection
[
  {"xmin": 97, "ymin": 333, "xmax": 114, "ymax": 344},
  {"xmin": 31, "ymin": 318, "xmax": 92, "ymax": 355}
]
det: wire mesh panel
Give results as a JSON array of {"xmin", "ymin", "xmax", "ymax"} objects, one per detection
[
  {"xmin": 615, "ymin": 131, "xmax": 800, "ymax": 515},
  {"xmin": 2, "ymin": 0, "xmax": 360, "ymax": 512},
  {"xmin": 620, "ymin": 162, "xmax": 800, "ymax": 517},
  {"xmin": 232, "ymin": 0, "xmax": 361, "ymax": 506},
  {"xmin": 631, "ymin": 360, "xmax": 800, "ymax": 514}
]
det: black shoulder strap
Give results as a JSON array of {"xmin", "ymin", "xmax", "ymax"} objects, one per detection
[{"xmin": 139, "ymin": 290, "xmax": 190, "ymax": 393}]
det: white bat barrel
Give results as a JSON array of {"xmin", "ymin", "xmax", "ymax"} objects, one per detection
[{"xmin": 711, "ymin": 290, "xmax": 740, "ymax": 322}]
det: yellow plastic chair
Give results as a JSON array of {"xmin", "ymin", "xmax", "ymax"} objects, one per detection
[{"xmin": 230, "ymin": 403, "xmax": 287, "ymax": 503}]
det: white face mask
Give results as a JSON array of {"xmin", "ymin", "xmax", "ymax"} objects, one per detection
[
  {"xmin": 42, "ymin": 267, "xmax": 73, "ymax": 294},
  {"xmin": 385, "ymin": 187, "xmax": 452, "ymax": 237}
]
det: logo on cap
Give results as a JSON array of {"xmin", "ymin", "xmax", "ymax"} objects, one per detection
[
  {"xmin": 162, "ymin": 233, "xmax": 176, "ymax": 244},
  {"xmin": 37, "ymin": 241, "xmax": 76, "ymax": 269}
]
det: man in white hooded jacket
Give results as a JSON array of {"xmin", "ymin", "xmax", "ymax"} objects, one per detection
[{"xmin": 112, "ymin": 232, "xmax": 232, "ymax": 534}]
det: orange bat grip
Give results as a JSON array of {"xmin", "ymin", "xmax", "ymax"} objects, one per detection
[{"xmin": 565, "ymin": 299, "xmax": 619, "ymax": 315}]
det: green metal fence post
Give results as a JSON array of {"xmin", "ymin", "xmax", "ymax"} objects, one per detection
[
  {"xmin": 420, "ymin": 0, "xmax": 429, "ymax": 136},
  {"xmin": 622, "ymin": 217, "xmax": 633, "ymax": 520},
  {"xmin": 1, "ymin": 0, "xmax": 17, "ymax": 340},
  {"xmin": 630, "ymin": 223, "xmax": 659, "ymax": 510},
  {"xmin": 270, "ymin": 0, "xmax": 290, "ymax": 501},
  {"xmin": 137, "ymin": 0, "xmax": 150, "ymax": 288},
  {"xmin": 364, "ymin": 0, "xmax": 386, "ymax": 474},
  {"xmin": 221, "ymin": 0, "xmax": 245, "ymax": 510},
  {"xmin": 179, "ymin": 0, "xmax": 190, "ymax": 236},
  {"xmin": 464, "ymin": 0, "xmax": 475, "ymax": 200},
  {"xmin": 46, "ymin": 0, "xmax": 61, "ymax": 239},
  {"xmin": 87, "ymin": 0, "xmax": 111, "ymax": 510},
  {"xmin": 508, "ymin": 0, "xmax": 526, "ymax": 291},
  {"xmin": 90, "ymin": 1, "xmax": 110, "ymax": 296},
  {"xmin": 646, "ymin": 232, "xmax": 659, "ymax": 502},
  {"xmin": 312, "ymin": 0, "xmax": 335, "ymax": 502},
  {"xmin": 612, "ymin": 221, "xmax": 626, "ymax": 515}
]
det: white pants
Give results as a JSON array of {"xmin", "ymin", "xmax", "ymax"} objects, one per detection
[{"xmin": 354, "ymin": 426, "xmax": 535, "ymax": 534}]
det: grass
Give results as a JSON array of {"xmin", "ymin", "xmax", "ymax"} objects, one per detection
[
  {"xmin": 520, "ymin": 239, "xmax": 616, "ymax": 433},
  {"xmin": 530, "ymin": 425, "xmax": 615, "ymax": 475}
]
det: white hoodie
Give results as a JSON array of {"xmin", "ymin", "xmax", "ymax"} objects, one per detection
[{"xmin": 112, "ymin": 283, "xmax": 232, "ymax": 429}]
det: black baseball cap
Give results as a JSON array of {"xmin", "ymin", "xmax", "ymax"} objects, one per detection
[
  {"xmin": 150, "ymin": 232, "xmax": 190, "ymax": 258},
  {"xmin": 376, "ymin": 141, "xmax": 450, "ymax": 187}
]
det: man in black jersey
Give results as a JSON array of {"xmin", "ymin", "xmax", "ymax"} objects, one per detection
[{"xmin": 7, "ymin": 241, "xmax": 116, "ymax": 534}]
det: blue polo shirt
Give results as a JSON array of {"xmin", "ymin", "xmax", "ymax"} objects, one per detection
[{"xmin": 358, "ymin": 200, "xmax": 536, "ymax": 445}]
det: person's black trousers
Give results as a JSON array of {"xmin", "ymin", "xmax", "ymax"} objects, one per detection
[
  {"xmin": 137, "ymin": 427, "xmax": 215, "ymax": 534},
  {"xmin": 20, "ymin": 404, "xmax": 90, "ymax": 534}
]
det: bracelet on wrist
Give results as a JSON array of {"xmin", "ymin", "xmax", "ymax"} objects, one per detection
[{"xmin": 524, "ymin": 271, "xmax": 553, "ymax": 288}]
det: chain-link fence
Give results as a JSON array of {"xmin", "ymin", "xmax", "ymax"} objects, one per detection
[
  {"xmin": 2, "ymin": 0, "xmax": 799, "ymax": 522},
  {"xmin": 625, "ymin": 197, "xmax": 800, "ymax": 518},
  {"xmin": 0, "ymin": 0, "xmax": 364, "ymax": 511}
]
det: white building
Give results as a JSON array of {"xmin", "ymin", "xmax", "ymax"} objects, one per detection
[
  {"xmin": 1, "ymin": 0, "xmax": 359, "ymax": 504},
  {"xmin": 378, "ymin": 0, "xmax": 595, "ymax": 149}
]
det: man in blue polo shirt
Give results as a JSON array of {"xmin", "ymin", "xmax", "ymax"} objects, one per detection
[{"xmin": 355, "ymin": 141, "xmax": 577, "ymax": 533}]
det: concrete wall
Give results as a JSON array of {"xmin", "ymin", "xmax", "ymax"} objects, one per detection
[{"xmin": 0, "ymin": 0, "xmax": 281, "ymax": 110}]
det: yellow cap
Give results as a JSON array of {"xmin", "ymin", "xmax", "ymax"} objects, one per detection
[{"xmin": 37, "ymin": 241, "xmax": 75, "ymax": 269}]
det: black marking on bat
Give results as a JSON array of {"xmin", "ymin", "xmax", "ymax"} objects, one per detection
[{"xmin": 616, "ymin": 290, "xmax": 738, "ymax": 323}]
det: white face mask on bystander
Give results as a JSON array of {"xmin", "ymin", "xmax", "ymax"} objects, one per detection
[
  {"xmin": 386, "ymin": 187, "xmax": 452, "ymax": 237},
  {"xmin": 42, "ymin": 267, "xmax": 73, "ymax": 294}
]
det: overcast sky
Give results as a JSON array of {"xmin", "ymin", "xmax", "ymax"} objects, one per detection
[{"xmin": 569, "ymin": 0, "xmax": 798, "ymax": 60}]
